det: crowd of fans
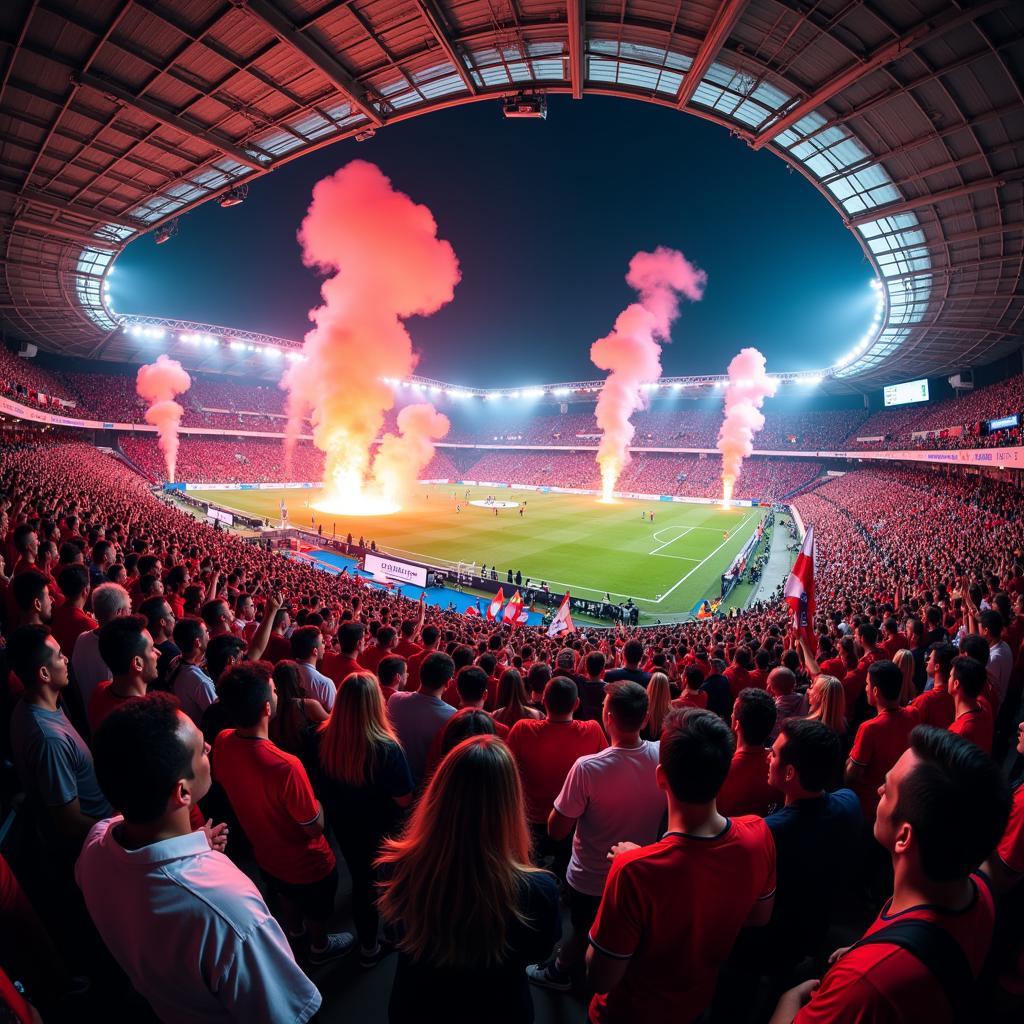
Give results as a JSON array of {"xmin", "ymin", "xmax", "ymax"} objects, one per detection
[
  {"xmin": 0, "ymin": 431, "xmax": 1022, "ymax": 1024},
  {"xmin": 3, "ymin": 346, "xmax": 1023, "ymax": 456}
]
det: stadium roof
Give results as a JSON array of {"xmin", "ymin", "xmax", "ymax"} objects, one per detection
[{"xmin": 1, "ymin": 0, "xmax": 1022, "ymax": 389}]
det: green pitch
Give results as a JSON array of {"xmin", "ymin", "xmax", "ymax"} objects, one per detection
[{"xmin": 187, "ymin": 485, "xmax": 767, "ymax": 618}]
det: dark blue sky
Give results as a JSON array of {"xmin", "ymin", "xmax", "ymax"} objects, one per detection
[{"xmin": 110, "ymin": 95, "xmax": 877, "ymax": 388}]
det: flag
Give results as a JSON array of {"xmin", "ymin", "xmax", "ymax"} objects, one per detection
[
  {"xmin": 784, "ymin": 525, "xmax": 815, "ymax": 643},
  {"xmin": 465, "ymin": 604, "xmax": 480, "ymax": 618},
  {"xmin": 487, "ymin": 587, "xmax": 506, "ymax": 621},
  {"xmin": 547, "ymin": 592, "xmax": 575, "ymax": 638},
  {"xmin": 503, "ymin": 590, "xmax": 526, "ymax": 626}
]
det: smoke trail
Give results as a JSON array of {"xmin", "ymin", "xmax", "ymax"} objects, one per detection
[
  {"xmin": 372, "ymin": 403, "xmax": 451, "ymax": 505},
  {"xmin": 590, "ymin": 247, "xmax": 706, "ymax": 500},
  {"xmin": 717, "ymin": 347, "xmax": 778, "ymax": 505},
  {"xmin": 135, "ymin": 355, "xmax": 192, "ymax": 483},
  {"xmin": 281, "ymin": 160, "xmax": 460, "ymax": 512}
]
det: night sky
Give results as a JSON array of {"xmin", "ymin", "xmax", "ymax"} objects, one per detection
[{"xmin": 110, "ymin": 95, "xmax": 877, "ymax": 388}]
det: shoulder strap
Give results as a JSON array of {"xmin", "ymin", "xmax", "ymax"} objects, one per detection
[{"xmin": 853, "ymin": 918, "xmax": 975, "ymax": 1021}]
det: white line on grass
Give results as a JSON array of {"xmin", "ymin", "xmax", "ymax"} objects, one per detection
[
  {"xmin": 649, "ymin": 528, "xmax": 692, "ymax": 554},
  {"xmin": 652, "ymin": 513, "xmax": 755, "ymax": 604}
]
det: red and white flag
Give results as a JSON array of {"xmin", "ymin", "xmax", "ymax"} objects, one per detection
[
  {"xmin": 465, "ymin": 605, "xmax": 480, "ymax": 618},
  {"xmin": 504, "ymin": 590, "xmax": 528, "ymax": 627},
  {"xmin": 487, "ymin": 588, "xmax": 506, "ymax": 621},
  {"xmin": 784, "ymin": 525, "xmax": 815, "ymax": 642},
  {"xmin": 547, "ymin": 592, "xmax": 576, "ymax": 638}
]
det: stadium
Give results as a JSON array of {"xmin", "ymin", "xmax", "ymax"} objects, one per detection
[{"xmin": 0, "ymin": 2, "xmax": 1022, "ymax": 1023}]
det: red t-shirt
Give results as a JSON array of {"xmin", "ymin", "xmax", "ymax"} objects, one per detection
[
  {"xmin": 724, "ymin": 665, "xmax": 752, "ymax": 699},
  {"xmin": 717, "ymin": 747, "xmax": 782, "ymax": 818},
  {"xmin": 359, "ymin": 645, "xmax": 391, "ymax": 675},
  {"xmin": 795, "ymin": 875, "xmax": 995, "ymax": 1024},
  {"xmin": 212, "ymin": 730, "xmax": 335, "ymax": 884},
  {"xmin": 423, "ymin": 714, "xmax": 510, "ymax": 778},
  {"xmin": 672, "ymin": 691, "xmax": 708, "ymax": 710},
  {"xmin": 50, "ymin": 603, "xmax": 98, "ymax": 658},
  {"xmin": 262, "ymin": 633, "xmax": 291, "ymax": 665},
  {"xmin": 395, "ymin": 639, "xmax": 422, "ymax": 660},
  {"xmin": 818, "ymin": 656, "xmax": 847, "ymax": 680},
  {"xmin": 849, "ymin": 708, "xmax": 916, "ymax": 819},
  {"xmin": 87, "ymin": 680, "xmax": 134, "ymax": 734},
  {"xmin": 588, "ymin": 817, "xmax": 776, "ymax": 1024},
  {"xmin": 997, "ymin": 783, "xmax": 1024, "ymax": 873},
  {"xmin": 908, "ymin": 686, "xmax": 954, "ymax": 729},
  {"xmin": 948, "ymin": 706, "xmax": 993, "ymax": 754},
  {"xmin": 881, "ymin": 633, "xmax": 908, "ymax": 659},
  {"xmin": 506, "ymin": 718, "xmax": 607, "ymax": 824},
  {"xmin": 322, "ymin": 651, "xmax": 362, "ymax": 687}
]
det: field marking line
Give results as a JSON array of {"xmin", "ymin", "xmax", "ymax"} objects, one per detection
[
  {"xmin": 649, "ymin": 527, "xmax": 692, "ymax": 555},
  {"xmin": 652, "ymin": 553, "xmax": 702, "ymax": 562},
  {"xmin": 186, "ymin": 492, "xmax": 761, "ymax": 609},
  {"xmin": 653, "ymin": 513, "xmax": 756, "ymax": 605}
]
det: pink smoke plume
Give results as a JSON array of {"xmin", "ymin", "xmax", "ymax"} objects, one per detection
[
  {"xmin": 281, "ymin": 160, "xmax": 460, "ymax": 512},
  {"xmin": 135, "ymin": 355, "xmax": 192, "ymax": 483},
  {"xmin": 590, "ymin": 247, "xmax": 707, "ymax": 499},
  {"xmin": 716, "ymin": 347, "xmax": 778, "ymax": 505},
  {"xmin": 373, "ymin": 404, "xmax": 451, "ymax": 505}
]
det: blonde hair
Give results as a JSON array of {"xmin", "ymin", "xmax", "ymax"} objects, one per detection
[
  {"xmin": 892, "ymin": 649, "xmax": 916, "ymax": 707},
  {"xmin": 807, "ymin": 674, "xmax": 845, "ymax": 734},
  {"xmin": 318, "ymin": 672, "xmax": 400, "ymax": 786},
  {"xmin": 376, "ymin": 736, "xmax": 539, "ymax": 967},
  {"xmin": 646, "ymin": 672, "xmax": 672, "ymax": 740}
]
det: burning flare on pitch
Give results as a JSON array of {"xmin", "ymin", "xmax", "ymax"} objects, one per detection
[
  {"xmin": 136, "ymin": 355, "xmax": 191, "ymax": 483},
  {"xmin": 281, "ymin": 161, "xmax": 458, "ymax": 516},
  {"xmin": 717, "ymin": 348, "xmax": 778, "ymax": 508},
  {"xmin": 591, "ymin": 247, "xmax": 706, "ymax": 502}
]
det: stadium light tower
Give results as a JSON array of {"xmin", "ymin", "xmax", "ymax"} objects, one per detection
[
  {"xmin": 219, "ymin": 184, "xmax": 248, "ymax": 208},
  {"xmin": 153, "ymin": 219, "xmax": 179, "ymax": 245}
]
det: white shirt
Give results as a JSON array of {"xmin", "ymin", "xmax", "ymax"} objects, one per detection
[
  {"xmin": 555, "ymin": 741, "xmax": 664, "ymax": 896},
  {"xmin": 173, "ymin": 663, "xmax": 219, "ymax": 727},
  {"xmin": 76, "ymin": 818, "xmax": 320, "ymax": 1023},
  {"xmin": 71, "ymin": 629, "xmax": 109, "ymax": 710},
  {"xmin": 296, "ymin": 662, "xmax": 336, "ymax": 712},
  {"xmin": 987, "ymin": 640, "xmax": 1013, "ymax": 711}
]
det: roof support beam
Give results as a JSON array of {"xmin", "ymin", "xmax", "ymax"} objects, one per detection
[
  {"xmin": 241, "ymin": 0, "xmax": 383, "ymax": 127},
  {"xmin": 11, "ymin": 218, "xmax": 120, "ymax": 250},
  {"xmin": 752, "ymin": 0, "xmax": 1010, "ymax": 150},
  {"xmin": 847, "ymin": 177, "xmax": 1007, "ymax": 228},
  {"xmin": 72, "ymin": 70, "xmax": 265, "ymax": 171},
  {"xmin": 0, "ymin": 180, "xmax": 144, "ymax": 231},
  {"xmin": 676, "ymin": 0, "xmax": 749, "ymax": 109},
  {"xmin": 567, "ymin": 0, "xmax": 585, "ymax": 99},
  {"xmin": 415, "ymin": 0, "xmax": 478, "ymax": 95}
]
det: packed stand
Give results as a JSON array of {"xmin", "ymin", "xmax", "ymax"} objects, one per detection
[{"xmin": 0, "ymin": 433, "xmax": 1023, "ymax": 1024}]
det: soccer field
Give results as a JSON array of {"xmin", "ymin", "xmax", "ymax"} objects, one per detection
[{"xmin": 187, "ymin": 485, "xmax": 768, "ymax": 618}]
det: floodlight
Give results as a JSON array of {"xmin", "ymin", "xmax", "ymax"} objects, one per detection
[
  {"xmin": 154, "ymin": 219, "xmax": 178, "ymax": 245},
  {"xmin": 219, "ymin": 185, "xmax": 248, "ymax": 208}
]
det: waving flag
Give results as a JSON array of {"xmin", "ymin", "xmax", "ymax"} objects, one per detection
[
  {"xmin": 784, "ymin": 525, "xmax": 815, "ymax": 643},
  {"xmin": 547, "ymin": 592, "xmax": 576, "ymax": 638},
  {"xmin": 465, "ymin": 604, "xmax": 481, "ymax": 618},
  {"xmin": 503, "ymin": 590, "xmax": 526, "ymax": 626},
  {"xmin": 487, "ymin": 587, "xmax": 506, "ymax": 621}
]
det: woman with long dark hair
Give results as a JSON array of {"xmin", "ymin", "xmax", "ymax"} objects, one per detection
[
  {"xmin": 309, "ymin": 672, "xmax": 413, "ymax": 967},
  {"xmin": 377, "ymin": 736, "xmax": 560, "ymax": 1023},
  {"xmin": 269, "ymin": 659, "xmax": 328, "ymax": 755}
]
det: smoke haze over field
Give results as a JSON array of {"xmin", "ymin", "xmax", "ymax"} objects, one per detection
[{"xmin": 717, "ymin": 347, "xmax": 778, "ymax": 504}]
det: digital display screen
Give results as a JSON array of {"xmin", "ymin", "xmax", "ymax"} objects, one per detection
[
  {"xmin": 987, "ymin": 414, "xmax": 1019, "ymax": 431},
  {"xmin": 883, "ymin": 379, "xmax": 930, "ymax": 407}
]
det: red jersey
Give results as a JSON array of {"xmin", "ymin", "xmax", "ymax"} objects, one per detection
[
  {"xmin": 262, "ymin": 633, "xmax": 291, "ymax": 665},
  {"xmin": 724, "ymin": 665, "xmax": 752, "ymax": 699},
  {"xmin": 795, "ymin": 875, "xmax": 995, "ymax": 1024},
  {"xmin": 948, "ymin": 706, "xmax": 993, "ymax": 754},
  {"xmin": 908, "ymin": 686, "xmax": 954, "ymax": 729},
  {"xmin": 506, "ymin": 718, "xmax": 607, "ymax": 824},
  {"xmin": 717, "ymin": 747, "xmax": 782, "ymax": 818},
  {"xmin": 818, "ymin": 656, "xmax": 847, "ymax": 680},
  {"xmin": 672, "ymin": 691, "xmax": 708, "ymax": 710},
  {"xmin": 212, "ymin": 731, "xmax": 335, "ymax": 884},
  {"xmin": 881, "ymin": 633, "xmax": 909, "ymax": 659},
  {"xmin": 849, "ymin": 708, "xmax": 916, "ymax": 819},
  {"xmin": 321, "ymin": 651, "xmax": 362, "ymax": 687},
  {"xmin": 359, "ymin": 644, "xmax": 391, "ymax": 676},
  {"xmin": 87, "ymin": 681, "xmax": 135, "ymax": 734},
  {"xmin": 997, "ymin": 783, "xmax": 1024, "ymax": 873},
  {"xmin": 50, "ymin": 603, "xmax": 98, "ymax": 658},
  {"xmin": 589, "ymin": 817, "xmax": 776, "ymax": 1024},
  {"xmin": 423, "ymin": 715, "xmax": 510, "ymax": 779},
  {"xmin": 394, "ymin": 638, "xmax": 422, "ymax": 660}
]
